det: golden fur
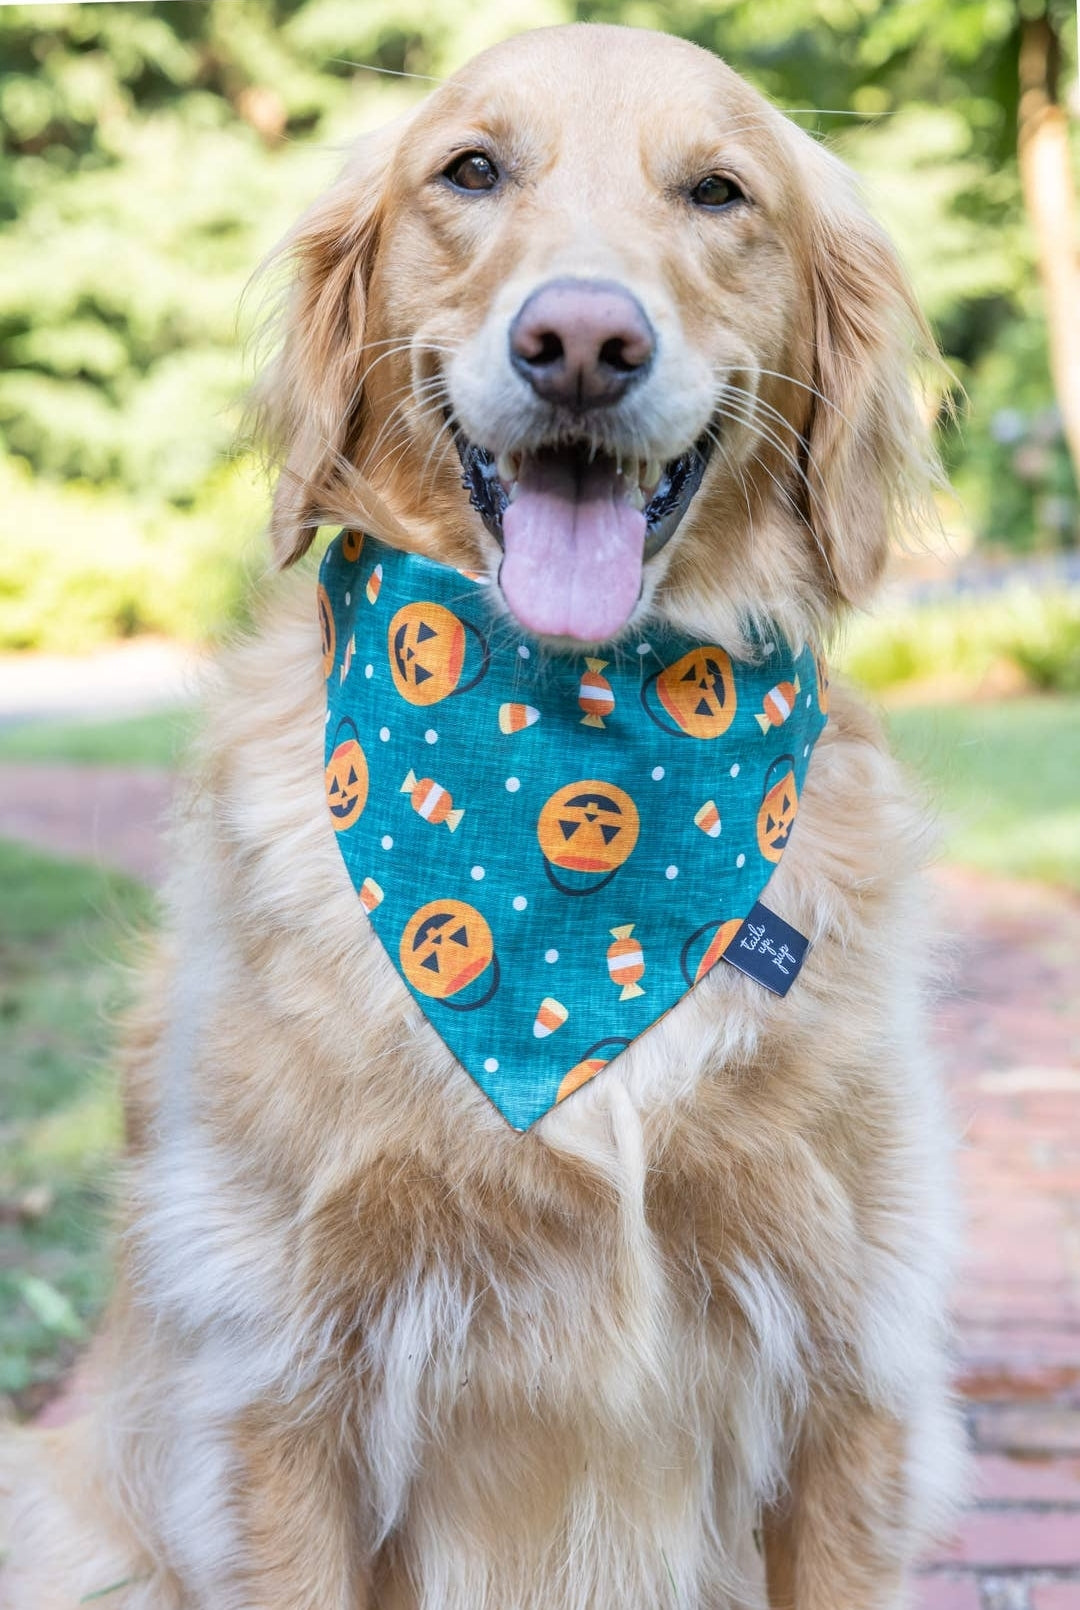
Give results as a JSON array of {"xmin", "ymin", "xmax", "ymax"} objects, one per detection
[{"xmin": 2, "ymin": 25, "xmax": 963, "ymax": 1609}]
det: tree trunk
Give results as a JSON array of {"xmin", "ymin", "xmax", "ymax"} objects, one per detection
[{"xmin": 1017, "ymin": 9, "xmax": 1080, "ymax": 495}]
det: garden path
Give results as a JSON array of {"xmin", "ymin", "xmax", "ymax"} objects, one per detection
[{"xmin": 3, "ymin": 765, "xmax": 1078, "ymax": 1609}]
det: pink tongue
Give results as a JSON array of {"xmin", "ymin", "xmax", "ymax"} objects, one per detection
[{"xmin": 500, "ymin": 455, "xmax": 646, "ymax": 642}]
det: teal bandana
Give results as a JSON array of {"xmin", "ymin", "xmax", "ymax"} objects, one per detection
[{"xmin": 319, "ymin": 532, "xmax": 829, "ymax": 1130}]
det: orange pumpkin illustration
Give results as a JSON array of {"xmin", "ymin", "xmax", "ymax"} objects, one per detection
[
  {"xmin": 556, "ymin": 1037, "xmax": 631, "ymax": 1103},
  {"xmin": 317, "ymin": 583, "xmax": 336, "ymax": 680},
  {"xmin": 388, "ymin": 602, "xmax": 465, "ymax": 705},
  {"xmin": 756, "ymin": 755, "xmax": 799, "ymax": 863},
  {"xmin": 324, "ymin": 726, "xmax": 368, "ymax": 831},
  {"xmin": 650, "ymin": 647, "xmax": 736, "ymax": 739},
  {"xmin": 680, "ymin": 916, "xmax": 744, "ymax": 985},
  {"xmin": 814, "ymin": 650, "xmax": 830, "ymax": 715},
  {"xmin": 537, "ymin": 780, "xmax": 640, "ymax": 890},
  {"xmin": 342, "ymin": 529, "xmax": 364, "ymax": 562},
  {"xmin": 399, "ymin": 898, "xmax": 497, "ymax": 1005}
]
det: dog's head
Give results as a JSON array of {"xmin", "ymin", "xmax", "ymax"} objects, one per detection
[{"xmin": 256, "ymin": 24, "xmax": 937, "ymax": 648}]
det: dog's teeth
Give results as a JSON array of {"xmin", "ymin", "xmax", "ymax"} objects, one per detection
[
  {"xmin": 496, "ymin": 452, "xmax": 515, "ymax": 482},
  {"xmin": 643, "ymin": 459, "xmax": 662, "ymax": 490},
  {"xmin": 625, "ymin": 486, "xmax": 646, "ymax": 511},
  {"xmin": 506, "ymin": 482, "xmax": 519, "ymax": 503}
]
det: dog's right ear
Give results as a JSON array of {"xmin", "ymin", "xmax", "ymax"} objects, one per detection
[{"xmin": 251, "ymin": 117, "xmax": 409, "ymax": 568}]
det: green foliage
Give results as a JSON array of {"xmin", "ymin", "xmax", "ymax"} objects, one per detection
[
  {"xmin": 840, "ymin": 585, "xmax": 1080, "ymax": 695},
  {"xmin": 887, "ymin": 696, "xmax": 1080, "ymax": 888},
  {"xmin": 0, "ymin": 455, "xmax": 262, "ymax": 650},
  {"xmin": 0, "ymin": 0, "xmax": 1077, "ymax": 654},
  {"xmin": 0, "ymin": 838, "xmax": 154, "ymax": 1408},
  {"xmin": 0, "ymin": 707, "xmax": 195, "ymax": 766}
]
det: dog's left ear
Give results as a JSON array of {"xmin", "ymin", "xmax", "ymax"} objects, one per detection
[
  {"xmin": 250, "ymin": 116, "xmax": 411, "ymax": 567},
  {"xmin": 796, "ymin": 142, "xmax": 940, "ymax": 607}
]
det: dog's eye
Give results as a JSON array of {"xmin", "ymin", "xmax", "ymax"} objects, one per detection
[
  {"xmin": 690, "ymin": 174, "xmax": 745, "ymax": 210},
  {"xmin": 444, "ymin": 152, "xmax": 500, "ymax": 193}
]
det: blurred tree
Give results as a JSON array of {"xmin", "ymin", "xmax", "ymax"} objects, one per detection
[
  {"xmin": 1016, "ymin": 4, "xmax": 1080, "ymax": 485},
  {"xmin": 0, "ymin": 0, "xmax": 1076, "ymax": 653}
]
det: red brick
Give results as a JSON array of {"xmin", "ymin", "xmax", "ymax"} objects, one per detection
[
  {"xmin": 916, "ymin": 1573, "xmax": 983, "ymax": 1610},
  {"xmin": 958, "ymin": 1326, "xmax": 1080, "ymax": 1364},
  {"xmin": 938, "ymin": 1510, "xmax": 1080, "ymax": 1568},
  {"xmin": 958, "ymin": 1362, "xmax": 1080, "ymax": 1402},
  {"xmin": 1031, "ymin": 1584, "xmax": 1080, "ymax": 1610},
  {"xmin": 974, "ymin": 1407, "xmax": 1080, "ymax": 1456},
  {"xmin": 974, "ymin": 1452, "xmax": 1080, "ymax": 1503}
]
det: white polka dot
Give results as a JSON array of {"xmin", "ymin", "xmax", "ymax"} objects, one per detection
[
  {"xmin": 512, "ymin": 895, "xmax": 527, "ymax": 911},
  {"xmin": 364, "ymin": 663, "xmax": 373, "ymax": 679},
  {"xmin": 425, "ymin": 729, "xmax": 438, "ymax": 744},
  {"xmin": 471, "ymin": 865, "xmax": 485, "ymax": 881},
  {"xmin": 806, "ymin": 693, "xmax": 812, "ymax": 706},
  {"xmin": 636, "ymin": 642, "xmax": 652, "ymax": 655},
  {"xmin": 736, "ymin": 853, "xmax": 746, "ymax": 868},
  {"xmin": 729, "ymin": 762, "xmax": 741, "ymax": 778},
  {"xmin": 803, "ymin": 744, "xmax": 810, "ymax": 757},
  {"xmin": 518, "ymin": 644, "xmax": 531, "ymax": 659},
  {"xmin": 484, "ymin": 1057, "xmax": 499, "ymax": 1074},
  {"xmin": 651, "ymin": 766, "xmax": 665, "ymax": 781},
  {"xmin": 505, "ymin": 776, "xmax": 521, "ymax": 792},
  {"xmin": 381, "ymin": 834, "xmax": 393, "ymax": 850},
  {"xmin": 324, "ymin": 710, "xmax": 331, "ymax": 724},
  {"xmin": 379, "ymin": 726, "xmax": 390, "ymax": 742},
  {"xmin": 665, "ymin": 864, "xmax": 679, "ymax": 880},
  {"xmin": 344, "ymin": 591, "xmax": 351, "ymax": 605},
  {"xmin": 545, "ymin": 948, "xmax": 559, "ymax": 964}
]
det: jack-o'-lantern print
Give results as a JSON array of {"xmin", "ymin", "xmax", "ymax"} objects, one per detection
[
  {"xmin": 399, "ymin": 898, "xmax": 499, "ymax": 1008},
  {"xmin": 756, "ymin": 755, "xmax": 798, "ymax": 863},
  {"xmin": 324, "ymin": 721, "xmax": 368, "ymax": 831},
  {"xmin": 643, "ymin": 647, "xmax": 736, "ymax": 739},
  {"xmin": 388, "ymin": 602, "xmax": 488, "ymax": 706},
  {"xmin": 317, "ymin": 584, "xmax": 336, "ymax": 680},
  {"xmin": 537, "ymin": 779, "xmax": 639, "ymax": 896},
  {"xmin": 342, "ymin": 529, "xmax": 364, "ymax": 563},
  {"xmin": 814, "ymin": 650, "xmax": 830, "ymax": 714},
  {"xmin": 680, "ymin": 916, "xmax": 744, "ymax": 985},
  {"xmin": 556, "ymin": 1037, "xmax": 631, "ymax": 1103}
]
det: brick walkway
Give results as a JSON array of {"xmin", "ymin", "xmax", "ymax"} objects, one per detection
[
  {"xmin": 921, "ymin": 867, "xmax": 1080, "ymax": 1610},
  {"xmin": 3, "ymin": 767, "xmax": 1078, "ymax": 1604}
]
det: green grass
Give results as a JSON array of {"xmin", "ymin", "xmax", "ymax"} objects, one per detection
[
  {"xmin": 886, "ymin": 695, "xmax": 1080, "ymax": 889},
  {"xmin": 0, "ymin": 708, "xmax": 195, "ymax": 768},
  {"xmin": 0, "ymin": 838, "xmax": 156, "ymax": 1413}
]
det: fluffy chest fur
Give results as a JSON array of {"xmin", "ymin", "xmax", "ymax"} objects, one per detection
[{"xmin": 111, "ymin": 586, "xmax": 955, "ymax": 1609}]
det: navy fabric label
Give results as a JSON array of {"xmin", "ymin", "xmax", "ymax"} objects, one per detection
[{"xmin": 723, "ymin": 902, "xmax": 810, "ymax": 995}]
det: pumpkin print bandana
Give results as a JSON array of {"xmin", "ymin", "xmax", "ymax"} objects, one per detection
[{"xmin": 320, "ymin": 532, "xmax": 829, "ymax": 1130}]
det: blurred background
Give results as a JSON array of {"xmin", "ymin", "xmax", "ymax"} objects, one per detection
[{"xmin": 0, "ymin": 0, "xmax": 1078, "ymax": 1542}]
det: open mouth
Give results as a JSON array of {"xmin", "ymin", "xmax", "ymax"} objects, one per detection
[{"xmin": 451, "ymin": 426, "xmax": 713, "ymax": 642}]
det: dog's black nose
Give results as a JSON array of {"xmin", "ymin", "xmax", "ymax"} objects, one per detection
[{"xmin": 509, "ymin": 278, "xmax": 655, "ymax": 409}]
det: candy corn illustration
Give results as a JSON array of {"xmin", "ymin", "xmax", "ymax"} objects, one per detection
[
  {"xmin": 607, "ymin": 924, "xmax": 645, "ymax": 1000},
  {"xmin": 401, "ymin": 770, "xmax": 464, "ymax": 832},
  {"xmin": 579, "ymin": 659, "xmax": 615, "ymax": 728},
  {"xmin": 533, "ymin": 997, "xmax": 568, "ymax": 1039},
  {"xmin": 498, "ymin": 702, "xmax": 540, "ymax": 735},
  {"xmin": 694, "ymin": 799, "xmax": 722, "ymax": 838},
  {"xmin": 755, "ymin": 675, "xmax": 800, "ymax": 733},
  {"xmin": 358, "ymin": 877, "xmax": 384, "ymax": 912},
  {"xmin": 365, "ymin": 564, "xmax": 383, "ymax": 605},
  {"xmin": 339, "ymin": 633, "xmax": 356, "ymax": 683}
]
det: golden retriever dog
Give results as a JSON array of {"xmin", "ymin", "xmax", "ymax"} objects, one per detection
[{"xmin": 3, "ymin": 23, "xmax": 963, "ymax": 1610}]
